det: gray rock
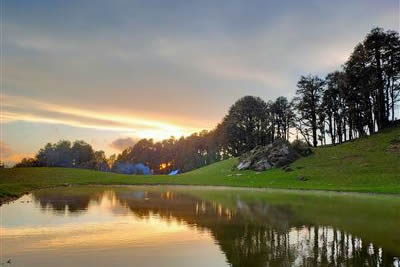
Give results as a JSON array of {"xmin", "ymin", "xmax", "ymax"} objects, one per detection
[
  {"xmin": 253, "ymin": 159, "xmax": 271, "ymax": 171},
  {"xmin": 237, "ymin": 160, "xmax": 252, "ymax": 170},
  {"xmin": 236, "ymin": 139, "xmax": 309, "ymax": 171}
]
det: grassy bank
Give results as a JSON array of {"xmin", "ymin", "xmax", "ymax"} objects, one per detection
[{"xmin": 1, "ymin": 126, "xmax": 399, "ymax": 201}]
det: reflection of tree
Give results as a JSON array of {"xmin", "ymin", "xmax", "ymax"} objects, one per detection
[
  {"xmin": 32, "ymin": 189, "xmax": 397, "ymax": 267},
  {"xmin": 33, "ymin": 190, "xmax": 103, "ymax": 214}
]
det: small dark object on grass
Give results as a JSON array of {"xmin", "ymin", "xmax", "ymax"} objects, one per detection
[
  {"xmin": 1, "ymin": 259, "xmax": 12, "ymax": 265},
  {"xmin": 297, "ymin": 176, "xmax": 309, "ymax": 181},
  {"xmin": 284, "ymin": 167, "xmax": 293, "ymax": 172},
  {"xmin": 296, "ymin": 166, "xmax": 304, "ymax": 169}
]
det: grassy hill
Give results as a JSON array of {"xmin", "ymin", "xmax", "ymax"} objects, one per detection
[{"xmin": 1, "ymin": 126, "xmax": 400, "ymax": 202}]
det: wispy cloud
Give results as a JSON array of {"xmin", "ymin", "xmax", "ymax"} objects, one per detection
[{"xmin": 2, "ymin": 94, "xmax": 203, "ymax": 140}]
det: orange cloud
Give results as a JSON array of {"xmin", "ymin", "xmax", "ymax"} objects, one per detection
[
  {"xmin": 2, "ymin": 94, "xmax": 206, "ymax": 140},
  {"xmin": 0, "ymin": 141, "xmax": 34, "ymax": 165}
]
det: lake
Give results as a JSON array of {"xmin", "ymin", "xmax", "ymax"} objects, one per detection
[{"xmin": 1, "ymin": 186, "xmax": 399, "ymax": 267}]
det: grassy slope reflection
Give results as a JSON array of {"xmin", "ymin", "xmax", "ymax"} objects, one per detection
[{"xmin": 32, "ymin": 186, "xmax": 400, "ymax": 267}]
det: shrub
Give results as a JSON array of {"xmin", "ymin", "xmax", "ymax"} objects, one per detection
[{"xmin": 291, "ymin": 140, "xmax": 312, "ymax": 157}]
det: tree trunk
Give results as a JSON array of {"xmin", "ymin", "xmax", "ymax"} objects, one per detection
[
  {"xmin": 391, "ymin": 78, "xmax": 395, "ymax": 121},
  {"xmin": 375, "ymin": 48, "xmax": 387, "ymax": 129}
]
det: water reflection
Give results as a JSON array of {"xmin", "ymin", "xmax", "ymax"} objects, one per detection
[{"xmin": 2, "ymin": 186, "xmax": 400, "ymax": 267}]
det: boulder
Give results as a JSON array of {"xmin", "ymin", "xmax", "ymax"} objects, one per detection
[
  {"xmin": 237, "ymin": 160, "xmax": 252, "ymax": 170},
  {"xmin": 237, "ymin": 139, "xmax": 309, "ymax": 171}
]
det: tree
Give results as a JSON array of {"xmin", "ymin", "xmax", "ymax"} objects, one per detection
[
  {"xmin": 107, "ymin": 154, "xmax": 117, "ymax": 169},
  {"xmin": 218, "ymin": 96, "xmax": 272, "ymax": 156},
  {"xmin": 36, "ymin": 140, "xmax": 73, "ymax": 167},
  {"xmin": 29, "ymin": 140, "xmax": 100, "ymax": 169},
  {"xmin": 15, "ymin": 158, "xmax": 40, "ymax": 167},
  {"xmin": 383, "ymin": 30, "xmax": 400, "ymax": 121},
  {"xmin": 294, "ymin": 75, "xmax": 325, "ymax": 147},
  {"xmin": 272, "ymin": 97, "xmax": 295, "ymax": 141},
  {"xmin": 322, "ymin": 71, "xmax": 350, "ymax": 144},
  {"xmin": 364, "ymin": 28, "xmax": 388, "ymax": 129},
  {"xmin": 362, "ymin": 27, "xmax": 400, "ymax": 129},
  {"xmin": 345, "ymin": 43, "xmax": 373, "ymax": 137},
  {"xmin": 85, "ymin": 150, "xmax": 110, "ymax": 171},
  {"xmin": 71, "ymin": 140, "xmax": 95, "ymax": 167}
]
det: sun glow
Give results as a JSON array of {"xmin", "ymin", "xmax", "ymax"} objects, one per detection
[
  {"xmin": 159, "ymin": 162, "xmax": 172, "ymax": 170},
  {"xmin": 2, "ymin": 94, "xmax": 204, "ymax": 140}
]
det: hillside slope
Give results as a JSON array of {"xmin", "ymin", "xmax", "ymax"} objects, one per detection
[{"xmin": 1, "ymin": 126, "xmax": 400, "ymax": 201}]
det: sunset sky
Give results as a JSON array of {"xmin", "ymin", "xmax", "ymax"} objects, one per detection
[{"xmin": 2, "ymin": 0, "xmax": 399, "ymax": 165}]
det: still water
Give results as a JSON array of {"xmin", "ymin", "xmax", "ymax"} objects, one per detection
[{"xmin": 1, "ymin": 186, "xmax": 400, "ymax": 267}]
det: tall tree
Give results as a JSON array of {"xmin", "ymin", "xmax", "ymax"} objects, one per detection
[
  {"xmin": 323, "ymin": 71, "xmax": 350, "ymax": 144},
  {"xmin": 71, "ymin": 140, "xmax": 95, "ymax": 167},
  {"xmin": 383, "ymin": 30, "xmax": 400, "ymax": 121},
  {"xmin": 294, "ymin": 75, "xmax": 325, "ymax": 147},
  {"xmin": 218, "ymin": 96, "xmax": 272, "ymax": 156},
  {"xmin": 345, "ymin": 43, "xmax": 374, "ymax": 136},
  {"xmin": 364, "ymin": 28, "xmax": 389, "ymax": 129},
  {"xmin": 272, "ymin": 96, "xmax": 295, "ymax": 141}
]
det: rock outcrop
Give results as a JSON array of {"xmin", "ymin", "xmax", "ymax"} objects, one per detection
[{"xmin": 237, "ymin": 139, "xmax": 311, "ymax": 171}]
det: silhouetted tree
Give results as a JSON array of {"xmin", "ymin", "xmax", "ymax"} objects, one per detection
[
  {"xmin": 15, "ymin": 158, "xmax": 40, "ymax": 167},
  {"xmin": 272, "ymin": 96, "xmax": 295, "ymax": 141},
  {"xmin": 294, "ymin": 75, "xmax": 325, "ymax": 147},
  {"xmin": 218, "ymin": 96, "xmax": 272, "ymax": 156},
  {"xmin": 36, "ymin": 140, "xmax": 73, "ymax": 167},
  {"xmin": 71, "ymin": 140, "xmax": 95, "ymax": 167}
]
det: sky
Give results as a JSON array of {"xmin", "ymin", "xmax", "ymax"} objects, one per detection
[{"xmin": 1, "ymin": 0, "xmax": 399, "ymax": 165}]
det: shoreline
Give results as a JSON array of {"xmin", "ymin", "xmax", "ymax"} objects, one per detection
[
  {"xmin": 0, "ymin": 195, "xmax": 20, "ymax": 206},
  {"xmin": 2, "ymin": 182, "xmax": 399, "ymax": 206},
  {"xmin": 84, "ymin": 183, "xmax": 400, "ymax": 197}
]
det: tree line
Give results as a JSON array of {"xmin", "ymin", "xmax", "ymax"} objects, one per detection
[
  {"xmin": 15, "ymin": 140, "xmax": 110, "ymax": 171},
  {"xmin": 295, "ymin": 28, "xmax": 400, "ymax": 146},
  {"xmin": 15, "ymin": 27, "xmax": 399, "ymax": 174}
]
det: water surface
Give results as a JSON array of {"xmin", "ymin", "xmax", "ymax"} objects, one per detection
[{"xmin": 1, "ymin": 186, "xmax": 399, "ymax": 266}]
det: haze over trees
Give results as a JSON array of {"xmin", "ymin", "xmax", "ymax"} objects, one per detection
[{"xmin": 15, "ymin": 27, "xmax": 400, "ymax": 174}]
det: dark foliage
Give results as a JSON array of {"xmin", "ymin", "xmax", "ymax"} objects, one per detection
[
  {"xmin": 295, "ymin": 27, "xmax": 400, "ymax": 146},
  {"xmin": 16, "ymin": 140, "xmax": 110, "ymax": 171}
]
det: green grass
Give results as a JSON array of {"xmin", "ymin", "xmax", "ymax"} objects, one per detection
[{"xmin": 1, "ymin": 126, "xmax": 400, "ymax": 199}]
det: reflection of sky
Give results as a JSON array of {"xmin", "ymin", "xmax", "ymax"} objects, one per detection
[
  {"xmin": 2, "ymin": 194, "xmax": 125, "ymax": 228},
  {"xmin": 2, "ymin": 0, "xmax": 399, "ymax": 164},
  {"xmin": 2, "ymin": 186, "xmax": 400, "ymax": 266},
  {"xmin": 1, "ymin": 193, "xmax": 228, "ymax": 267}
]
